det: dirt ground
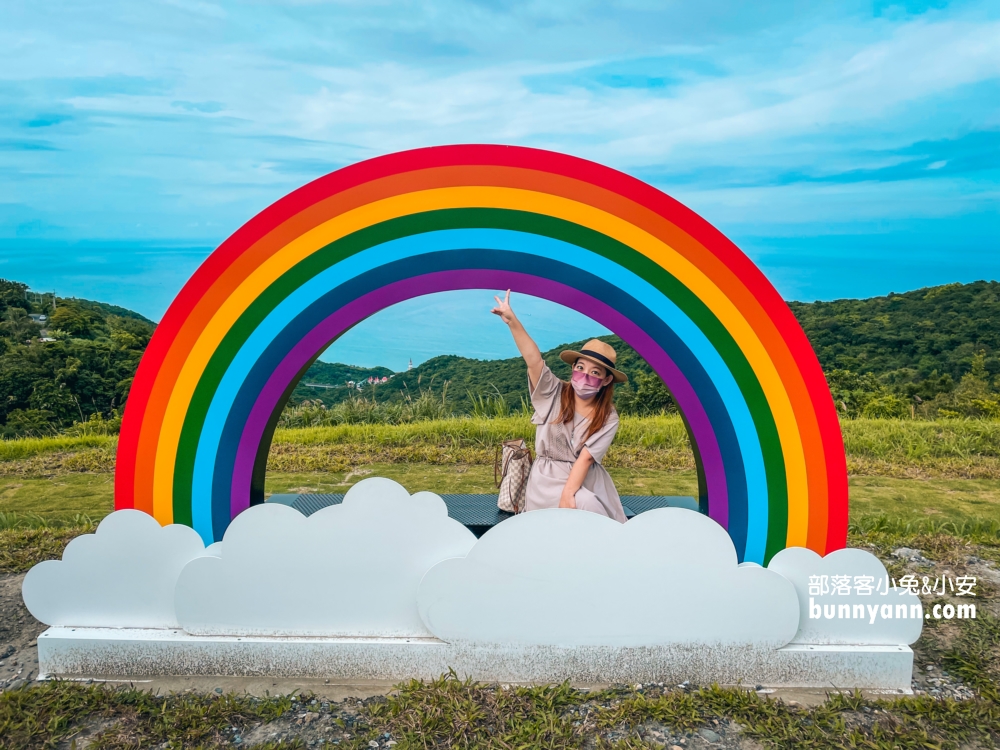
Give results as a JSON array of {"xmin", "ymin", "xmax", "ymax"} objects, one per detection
[
  {"xmin": 0, "ymin": 575, "xmax": 773, "ymax": 748},
  {"xmin": 1, "ymin": 559, "xmax": 997, "ymax": 749},
  {"xmin": 0, "ymin": 573, "xmax": 42, "ymax": 691}
]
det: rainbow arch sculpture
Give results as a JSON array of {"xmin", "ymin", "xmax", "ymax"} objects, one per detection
[{"xmin": 115, "ymin": 145, "xmax": 847, "ymax": 565}]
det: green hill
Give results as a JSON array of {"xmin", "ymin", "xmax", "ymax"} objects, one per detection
[
  {"xmin": 293, "ymin": 361, "xmax": 395, "ymax": 403},
  {"xmin": 0, "ymin": 279, "xmax": 154, "ymax": 437},
  {"xmin": 60, "ymin": 297, "xmax": 155, "ymax": 325},
  {"xmin": 290, "ymin": 337, "xmax": 672, "ymax": 416},
  {"xmin": 0, "ymin": 277, "xmax": 995, "ymax": 437},
  {"xmin": 293, "ymin": 280, "xmax": 1000, "ymax": 419},
  {"xmin": 789, "ymin": 280, "xmax": 999, "ymax": 383}
]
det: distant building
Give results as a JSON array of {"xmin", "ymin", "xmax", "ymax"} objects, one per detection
[{"xmin": 407, "ymin": 358, "xmax": 413, "ymax": 371}]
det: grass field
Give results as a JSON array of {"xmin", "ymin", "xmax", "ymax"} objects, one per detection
[
  {"xmin": 3, "ymin": 466, "xmax": 1000, "ymax": 531},
  {"xmin": 269, "ymin": 415, "xmax": 1000, "ymax": 477},
  {"xmin": 2, "ymin": 415, "xmax": 999, "ymax": 476},
  {"xmin": 0, "ymin": 416, "xmax": 998, "ymax": 528},
  {"xmin": 3, "ymin": 419, "xmax": 1000, "ymax": 748}
]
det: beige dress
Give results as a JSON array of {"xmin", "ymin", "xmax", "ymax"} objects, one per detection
[{"xmin": 524, "ymin": 364, "xmax": 627, "ymax": 523}]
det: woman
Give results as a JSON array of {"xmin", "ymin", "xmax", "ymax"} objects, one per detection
[{"xmin": 491, "ymin": 290, "xmax": 628, "ymax": 522}]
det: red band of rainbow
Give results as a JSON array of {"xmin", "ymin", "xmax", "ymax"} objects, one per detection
[{"xmin": 114, "ymin": 145, "xmax": 848, "ymax": 565}]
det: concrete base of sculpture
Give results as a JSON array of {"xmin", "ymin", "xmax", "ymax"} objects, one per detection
[{"xmin": 36, "ymin": 627, "xmax": 914, "ymax": 693}]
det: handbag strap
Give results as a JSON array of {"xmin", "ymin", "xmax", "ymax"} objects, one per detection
[
  {"xmin": 495, "ymin": 445, "xmax": 516, "ymax": 488},
  {"xmin": 495, "ymin": 440, "xmax": 533, "ymax": 489}
]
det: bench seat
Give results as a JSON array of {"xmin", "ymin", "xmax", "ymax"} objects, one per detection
[{"xmin": 266, "ymin": 493, "xmax": 700, "ymax": 537}]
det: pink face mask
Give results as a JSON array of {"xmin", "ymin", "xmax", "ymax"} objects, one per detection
[{"xmin": 571, "ymin": 369, "xmax": 604, "ymax": 399}]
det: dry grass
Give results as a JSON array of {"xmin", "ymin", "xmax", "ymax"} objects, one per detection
[
  {"xmin": 0, "ymin": 434, "xmax": 115, "ymax": 462},
  {"xmin": 0, "ymin": 444, "xmax": 117, "ymax": 477},
  {"xmin": 0, "ymin": 416, "xmax": 995, "ymax": 480},
  {"xmin": 3, "ymin": 669, "xmax": 999, "ymax": 750},
  {"xmin": 265, "ymin": 442, "xmax": 696, "ymax": 473},
  {"xmin": 848, "ymin": 455, "xmax": 1000, "ymax": 479},
  {"xmin": 0, "ymin": 525, "xmax": 93, "ymax": 573}
]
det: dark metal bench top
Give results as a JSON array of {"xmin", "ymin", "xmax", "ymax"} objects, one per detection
[{"xmin": 266, "ymin": 492, "xmax": 700, "ymax": 529}]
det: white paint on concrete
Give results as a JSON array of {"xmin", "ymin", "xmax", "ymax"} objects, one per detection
[
  {"xmin": 18, "ymin": 478, "xmax": 923, "ymax": 691},
  {"xmin": 417, "ymin": 507, "xmax": 801, "ymax": 647},
  {"xmin": 35, "ymin": 627, "xmax": 914, "ymax": 691},
  {"xmin": 175, "ymin": 478, "xmax": 477, "ymax": 637},
  {"xmin": 768, "ymin": 547, "xmax": 923, "ymax": 646},
  {"xmin": 22, "ymin": 510, "xmax": 206, "ymax": 629}
]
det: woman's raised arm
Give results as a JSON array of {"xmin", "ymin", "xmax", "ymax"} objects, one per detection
[{"xmin": 491, "ymin": 289, "xmax": 544, "ymax": 390}]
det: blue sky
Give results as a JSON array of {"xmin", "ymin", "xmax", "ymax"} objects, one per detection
[{"xmin": 1, "ymin": 0, "xmax": 998, "ymax": 369}]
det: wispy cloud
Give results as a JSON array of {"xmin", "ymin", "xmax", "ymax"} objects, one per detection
[
  {"xmin": 0, "ymin": 0, "xmax": 997, "ymax": 333},
  {"xmin": 0, "ymin": 139, "xmax": 60, "ymax": 151}
]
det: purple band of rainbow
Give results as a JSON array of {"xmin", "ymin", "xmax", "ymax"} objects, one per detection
[{"xmin": 232, "ymin": 269, "xmax": 727, "ymax": 524}]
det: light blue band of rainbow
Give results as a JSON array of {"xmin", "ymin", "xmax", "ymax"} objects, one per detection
[{"xmin": 194, "ymin": 231, "xmax": 767, "ymax": 562}]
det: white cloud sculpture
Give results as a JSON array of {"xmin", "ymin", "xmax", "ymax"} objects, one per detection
[
  {"xmin": 417, "ymin": 507, "xmax": 801, "ymax": 648},
  {"xmin": 174, "ymin": 477, "xmax": 477, "ymax": 637},
  {"xmin": 768, "ymin": 547, "xmax": 923, "ymax": 646},
  {"xmin": 22, "ymin": 510, "xmax": 206, "ymax": 629}
]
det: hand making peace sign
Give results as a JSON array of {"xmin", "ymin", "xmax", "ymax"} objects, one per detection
[{"xmin": 490, "ymin": 289, "xmax": 516, "ymax": 325}]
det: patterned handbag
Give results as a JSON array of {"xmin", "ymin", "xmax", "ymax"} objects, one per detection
[{"xmin": 494, "ymin": 438, "xmax": 533, "ymax": 513}]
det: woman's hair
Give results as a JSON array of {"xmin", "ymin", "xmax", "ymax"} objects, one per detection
[{"xmin": 558, "ymin": 373, "xmax": 615, "ymax": 442}]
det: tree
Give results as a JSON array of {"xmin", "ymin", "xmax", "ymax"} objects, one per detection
[
  {"xmin": 0, "ymin": 279, "xmax": 30, "ymax": 315},
  {"xmin": 1, "ymin": 308, "xmax": 39, "ymax": 342},
  {"xmin": 861, "ymin": 394, "xmax": 909, "ymax": 419},
  {"xmin": 4, "ymin": 408, "xmax": 58, "ymax": 437},
  {"xmin": 0, "ymin": 289, "xmax": 154, "ymax": 432},
  {"xmin": 932, "ymin": 351, "xmax": 1000, "ymax": 418},
  {"xmin": 615, "ymin": 371, "xmax": 675, "ymax": 415},
  {"xmin": 48, "ymin": 303, "xmax": 99, "ymax": 337},
  {"xmin": 28, "ymin": 381, "xmax": 80, "ymax": 425}
]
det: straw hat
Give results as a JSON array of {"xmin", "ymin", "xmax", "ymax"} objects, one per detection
[{"xmin": 559, "ymin": 339, "xmax": 628, "ymax": 383}]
